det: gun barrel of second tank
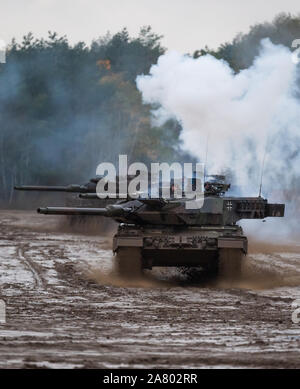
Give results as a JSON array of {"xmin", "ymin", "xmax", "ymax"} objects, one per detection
[
  {"xmin": 37, "ymin": 207, "xmax": 109, "ymax": 216},
  {"xmin": 15, "ymin": 185, "xmax": 70, "ymax": 192},
  {"xmin": 14, "ymin": 184, "xmax": 90, "ymax": 192}
]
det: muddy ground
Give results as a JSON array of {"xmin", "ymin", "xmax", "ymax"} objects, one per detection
[{"xmin": 0, "ymin": 210, "xmax": 299, "ymax": 369}]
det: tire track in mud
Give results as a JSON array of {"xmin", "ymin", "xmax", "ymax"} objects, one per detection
[{"xmin": 16, "ymin": 245, "xmax": 45, "ymax": 289}]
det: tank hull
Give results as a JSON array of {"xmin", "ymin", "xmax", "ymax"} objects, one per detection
[{"xmin": 113, "ymin": 224, "xmax": 247, "ymax": 269}]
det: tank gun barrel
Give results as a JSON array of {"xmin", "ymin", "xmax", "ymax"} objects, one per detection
[
  {"xmin": 15, "ymin": 185, "xmax": 70, "ymax": 192},
  {"xmin": 15, "ymin": 184, "xmax": 94, "ymax": 193},
  {"xmin": 37, "ymin": 204, "xmax": 132, "ymax": 217},
  {"xmin": 37, "ymin": 207, "xmax": 109, "ymax": 216}
]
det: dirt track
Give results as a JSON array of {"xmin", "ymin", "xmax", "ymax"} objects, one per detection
[{"xmin": 0, "ymin": 210, "xmax": 299, "ymax": 369}]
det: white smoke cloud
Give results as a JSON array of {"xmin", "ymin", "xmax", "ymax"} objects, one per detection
[{"xmin": 136, "ymin": 39, "xmax": 300, "ymax": 197}]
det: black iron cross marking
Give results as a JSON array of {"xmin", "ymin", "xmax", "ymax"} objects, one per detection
[{"xmin": 226, "ymin": 201, "xmax": 233, "ymax": 211}]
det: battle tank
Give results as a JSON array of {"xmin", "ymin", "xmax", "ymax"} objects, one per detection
[{"xmin": 34, "ymin": 175, "xmax": 285, "ymax": 279}]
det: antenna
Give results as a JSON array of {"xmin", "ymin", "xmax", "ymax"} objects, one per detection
[{"xmin": 258, "ymin": 149, "xmax": 267, "ymax": 198}]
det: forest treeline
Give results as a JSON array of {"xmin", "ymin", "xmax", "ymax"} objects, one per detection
[{"xmin": 0, "ymin": 13, "xmax": 300, "ymax": 205}]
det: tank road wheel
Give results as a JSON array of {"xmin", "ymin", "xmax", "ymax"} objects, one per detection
[
  {"xmin": 115, "ymin": 247, "xmax": 142, "ymax": 279},
  {"xmin": 218, "ymin": 248, "xmax": 242, "ymax": 281}
]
